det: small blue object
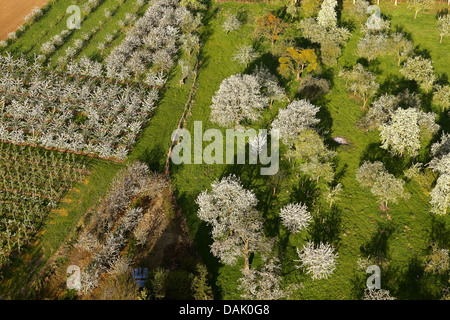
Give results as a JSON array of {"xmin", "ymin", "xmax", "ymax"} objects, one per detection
[{"xmin": 133, "ymin": 268, "xmax": 148, "ymax": 288}]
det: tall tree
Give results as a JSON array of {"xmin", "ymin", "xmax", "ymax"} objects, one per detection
[
  {"xmin": 352, "ymin": 0, "xmax": 370, "ymax": 26},
  {"xmin": 339, "ymin": 63, "xmax": 379, "ymax": 109},
  {"xmin": 356, "ymin": 161, "xmax": 410, "ymax": 210},
  {"xmin": 407, "ymin": 0, "xmax": 434, "ymax": 19},
  {"xmin": 301, "ymin": 0, "xmax": 322, "ymax": 18},
  {"xmin": 437, "ymin": 15, "xmax": 450, "ymax": 43},
  {"xmin": 252, "ymin": 65, "xmax": 286, "ymax": 108},
  {"xmin": 299, "ymin": 18, "xmax": 350, "ymax": 66},
  {"xmin": 287, "ymin": 129, "xmax": 337, "ymax": 183},
  {"xmin": 389, "ymin": 33, "xmax": 414, "ymax": 66},
  {"xmin": 433, "ymin": 85, "xmax": 450, "ymax": 112},
  {"xmin": 379, "ymin": 107, "xmax": 439, "ymax": 157},
  {"xmin": 278, "ymin": 47, "xmax": 318, "ymax": 81},
  {"xmin": 210, "ymin": 74, "xmax": 268, "ymax": 129},
  {"xmin": 271, "ymin": 100, "xmax": 320, "ymax": 145},
  {"xmin": 238, "ymin": 258, "xmax": 299, "ymax": 300},
  {"xmin": 192, "ymin": 264, "xmax": 213, "ymax": 300},
  {"xmin": 356, "ymin": 33, "xmax": 389, "ymax": 62},
  {"xmin": 232, "ymin": 45, "xmax": 260, "ymax": 67},
  {"xmin": 400, "ymin": 56, "xmax": 435, "ymax": 93},
  {"xmin": 317, "ymin": 0, "xmax": 338, "ymax": 29},
  {"xmin": 222, "ymin": 14, "xmax": 241, "ymax": 34},
  {"xmin": 195, "ymin": 175, "xmax": 269, "ymax": 270},
  {"xmin": 255, "ymin": 13, "xmax": 285, "ymax": 47}
]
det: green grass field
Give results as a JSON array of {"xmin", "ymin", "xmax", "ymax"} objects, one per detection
[{"xmin": 0, "ymin": 0, "xmax": 448, "ymax": 299}]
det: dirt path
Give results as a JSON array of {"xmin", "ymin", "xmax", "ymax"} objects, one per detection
[{"xmin": 0, "ymin": 0, "xmax": 51, "ymax": 41}]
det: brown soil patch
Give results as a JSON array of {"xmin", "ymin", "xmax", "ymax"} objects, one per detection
[{"xmin": 0, "ymin": 0, "xmax": 51, "ymax": 41}]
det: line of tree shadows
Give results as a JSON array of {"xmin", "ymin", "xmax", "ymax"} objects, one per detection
[
  {"xmin": 351, "ymin": 255, "xmax": 445, "ymax": 300},
  {"xmin": 350, "ymin": 216, "xmax": 450, "ymax": 300},
  {"xmin": 307, "ymin": 205, "xmax": 343, "ymax": 248}
]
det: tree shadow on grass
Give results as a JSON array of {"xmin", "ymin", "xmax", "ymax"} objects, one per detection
[
  {"xmin": 383, "ymin": 256, "xmax": 442, "ymax": 300},
  {"xmin": 378, "ymin": 74, "xmax": 418, "ymax": 96},
  {"xmin": 138, "ymin": 143, "xmax": 167, "ymax": 173},
  {"xmin": 360, "ymin": 220, "xmax": 396, "ymax": 264},
  {"xmin": 196, "ymin": 3, "xmax": 219, "ymax": 72},
  {"xmin": 438, "ymin": 111, "xmax": 450, "ymax": 136},
  {"xmin": 360, "ymin": 142, "xmax": 413, "ymax": 177},
  {"xmin": 413, "ymin": 45, "xmax": 432, "ymax": 60},
  {"xmin": 430, "ymin": 215, "xmax": 450, "ymax": 249},
  {"xmin": 339, "ymin": 18, "xmax": 357, "ymax": 33},
  {"xmin": 174, "ymin": 189, "xmax": 224, "ymax": 300},
  {"xmin": 307, "ymin": 205, "xmax": 342, "ymax": 247},
  {"xmin": 290, "ymin": 175, "xmax": 320, "ymax": 210}
]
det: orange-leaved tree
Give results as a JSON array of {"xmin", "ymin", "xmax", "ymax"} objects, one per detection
[
  {"xmin": 255, "ymin": 13, "xmax": 285, "ymax": 47},
  {"xmin": 278, "ymin": 47, "xmax": 318, "ymax": 81}
]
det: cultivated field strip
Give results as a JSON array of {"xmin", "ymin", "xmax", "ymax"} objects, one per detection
[{"xmin": 0, "ymin": 143, "xmax": 89, "ymax": 268}]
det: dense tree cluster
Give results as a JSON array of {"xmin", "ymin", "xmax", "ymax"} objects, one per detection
[
  {"xmin": 400, "ymin": 56, "xmax": 436, "ymax": 92},
  {"xmin": 76, "ymin": 162, "xmax": 167, "ymax": 294},
  {"xmin": 299, "ymin": 1, "xmax": 350, "ymax": 66},
  {"xmin": 0, "ymin": 144, "xmax": 88, "ymax": 268},
  {"xmin": 0, "ymin": 54, "xmax": 157, "ymax": 159},
  {"xmin": 104, "ymin": 0, "xmax": 199, "ymax": 80}
]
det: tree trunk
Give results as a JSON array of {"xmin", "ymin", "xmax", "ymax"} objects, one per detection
[
  {"xmin": 243, "ymin": 240, "xmax": 250, "ymax": 270},
  {"xmin": 397, "ymin": 55, "xmax": 401, "ymax": 66},
  {"xmin": 414, "ymin": 10, "xmax": 418, "ymax": 19},
  {"xmin": 440, "ymin": 35, "xmax": 443, "ymax": 43},
  {"xmin": 395, "ymin": 0, "xmax": 398, "ymax": 5}
]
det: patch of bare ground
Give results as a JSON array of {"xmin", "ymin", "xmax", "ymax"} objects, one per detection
[{"xmin": 0, "ymin": 0, "xmax": 51, "ymax": 41}]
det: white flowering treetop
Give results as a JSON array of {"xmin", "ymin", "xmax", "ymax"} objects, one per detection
[
  {"xmin": 400, "ymin": 56, "xmax": 435, "ymax": 92},
  {"xmin": 317, "ymin": 0, "xmax": 338, "ymax": 29},
  {"xmin": 295, "ymin": 241, "xmax": 338, "ymax": 280},
  {"xmin": 279, "ymin": 203, "xmax": 313, "ymax": 233},
  {"xmin": 238, "ymin": 258, "xmax": 299, "ymax": 300},
  {"xmin": 271, "ymin": 99, "xmax": 320, "ymax": 145},
  {"xmin": 210, "ymin": 74, "xmax": 269, "ymax": 129},
  {"xmin": 379, "ymin": 107, "xmax": 439, "ymax": 157},
  {"xmin": 429, "ymin": 133, "xmax": 450, "ymax": 215},
  {"xmin": 437, "ymin": 15, "xmax": 450, "ymax": 43}
]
